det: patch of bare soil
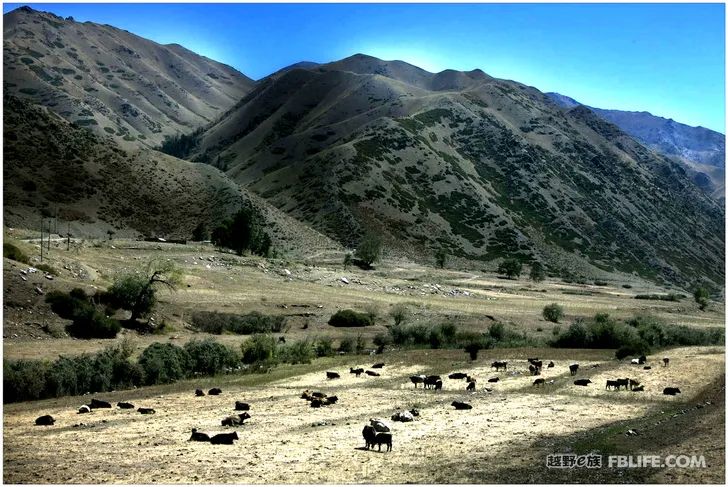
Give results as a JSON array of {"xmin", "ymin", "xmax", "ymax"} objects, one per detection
[{"xmin": 3, "ymin": 347, "xmax": 723, "ymax": 483}]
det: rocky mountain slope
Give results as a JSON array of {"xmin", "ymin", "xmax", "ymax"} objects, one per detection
[
  {"xmin": 179, "ymin": 54, "xmax": 723, "ymax": 286},
  {"xmin": 546, "ymin": 92, "xmax": 725, "ymax": 200},
  {"xmin": 3, "ymin": 95, "xmax": 340, "ymax": 256},
  {"xmin": 3, "ymin": 6, "xmax": 254, "ymax": 148}
]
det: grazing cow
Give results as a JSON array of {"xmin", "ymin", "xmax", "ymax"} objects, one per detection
[
  {"xmin": 638, "ymin": 355, "xmax": 647, "ymax": 365},
  {"xmin": 606, "ymin": 380, "xmax": 619, "ymax": 390},
  {"xmin": 616, "ymin": 378, "xmax": 630, "ymax": 390},
  {"xmin": 574, "ymin": 379, "xmax": 592, "ymax": 386},
  {"xmin": 325, "ymin": 395, "xmax": 339, "ymax": 405},
  {"xmin": 235, "ymin": 401, "xmax": 250, "ymax": 411},
  {"xmin": 632, "ymin": 385, "xmax": 645, "ymax": 392},
  {"xmin": 434, "ymin": 380, "xmax": 443, "ymax": 390},
  {"xmin": 365, "ymin": 370, "xmax": 380, "ymax": 377},
  {"xmin": 373, "ymin": 432, "xmax": 393, "ymax": 452},
  {"xmin": 78, "ymin": 405, "xmax": 91, "ymax": 414},
  {"xmin": 528, "ymin": 364, "xmax": 541, "ymax": 376},
  {"xmin": 533, "ymin": 378, "xmax": 545, "ymax": 387},
  {"xmin": 189, "ymin": 428, "xmax": 210, "ymax": 442},
  {"xmin": 35, "ymin": 415, "xmax": 55, "ymax": 426},
  {"xmin": 222, "ymin": 412, "xmax": 250, "ymax": 426},
  {"xmin": 90, "ymin": 399, "xmax": 112, "ymax": 409},
  {"xmin": 117, "ymin": 402, "xmax": 134, "ymax": 409},
  {"xmin": 643, "ymin": 366, "xmax": 652, "ymax": 370},
  {"xmin": 569, "ymin": 363, "xmax": 579, "ymax": 376},
  {"xmin": 451, "ymin": 401, "xmax": 472, "ymax": 410},
  {"xmin": 448, "ymin": 372, "xmax": 468, "ymax": 380},
  {"xmin": 491, "ymin": 361, "xmax": 508, "ymax": 371},
  {"xmin": 487, "ymin": 377, "xmax": 499, "ymax": 383},
  {"xmin": 362, "ymin": 425, "xmax": 376, "ymax": 449},
  {"xmin": 208, "ymin": 388, "xmax": 222, "ymax": 395},
  {"xmin": 372, "ymin": 363, "xmax": 385, "ymax": 369},
  {"xmin": 326, "ymin": 371, "xmax": 341, "ymax": 380},
  {"xmin": 410, "ymin": 375, "xmax": 426, "ymax": 388},
  {"xmin": 138, "ymin": 408, "xmax": 156, "ymax": 414},
  {"xmin": 195, "ymin": 389, "xmax": 205, "ymax": 397},
  {"xmin": 424, "ymin": 375, "xmax": 442, "ymax": 389},
  {"xmin": 663, "ymin": 358, "xmax": 670, "ymax": 367},
  {"xmin": 663, "ymin": 387, "xmax": 681, "ymax": 396},
  {"xmin": 547, "ymin": 361, "xmax": 555, "ymax": 368},
  {"xmin": 466, "ymin": 381, "xmax": 476, "ymax": 391},
  {"xmin": 350, "ymin": 367, "xmax": 365, "ymax": 377},
  {"xmin": 210, "ymin": 432, "xmax": 239, "ymax": 445},
  {"xmin": 628, "ymin": 379, "xmax": 640, "ymax": 390},
  {"xmin": 391, "ymin": 411, "xmax": 414, "ymax": 422},
  {"xmin": 529, "ymin": 359, "xmax": 543, "ymax": 369}
]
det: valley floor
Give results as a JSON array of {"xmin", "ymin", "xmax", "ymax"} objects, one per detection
[{"xmin": 3, "ymin": 346, "xmax": 724, "ymax": 483}]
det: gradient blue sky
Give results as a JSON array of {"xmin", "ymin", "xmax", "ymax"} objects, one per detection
[{"xmin": 4, "ymin": 3, "xmax": 725, "ymax": 132}]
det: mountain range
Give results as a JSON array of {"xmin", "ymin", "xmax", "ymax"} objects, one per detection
[{"xmin": 3, "ymin": 7, "xmax": 724, "ymax": 287}]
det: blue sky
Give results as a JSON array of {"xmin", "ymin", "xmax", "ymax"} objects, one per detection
[{"xmin": 4, "ymin": 3, "xmax": 725, "ymax": 133}]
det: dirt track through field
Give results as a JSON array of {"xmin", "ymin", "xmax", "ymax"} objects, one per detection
[{"xmin": 3, "ymin": 346, "xmax": 724, "ymax": 483}]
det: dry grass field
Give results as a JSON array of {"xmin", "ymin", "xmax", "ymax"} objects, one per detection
[{"xmin": 3, "ymin": 346, "xmax": 724, "ymax": 483}]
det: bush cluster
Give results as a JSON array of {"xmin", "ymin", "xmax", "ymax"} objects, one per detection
[
  {"xmin": 3, "ymin": 242, "xmax": 30, "ymax": 264},
  {"xmin": 634, "ymin": 293, "xmax": 684, "ymax": 302},
  {"xmin": 328, "ymin": 309, "xmax": 373, "ymax": 327},
  {"xmin": 46, "ymin": 288, "xmax": 120, "ymax": 338},
  {"xmin": 190, "ymin": 311, "xmax": 287, "ymax": 335}
]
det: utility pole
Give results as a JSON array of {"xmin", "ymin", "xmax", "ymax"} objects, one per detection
[
  {"xmin": 40, "ymin": 217, "xmax": 44, "ymax": 262},
  {"xmin": 67, "ymin": 222, "xmax": 71, "ymax": 251}
]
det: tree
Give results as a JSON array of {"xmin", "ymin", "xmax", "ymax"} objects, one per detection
[
  {"xmin": 497, "ymin": 259, "xmax": 522, "ymax": 279},
  {"xmin": 211, "ymin": 208, "xmax": 271, "ymax": 256},
  {"xmin": 435, "ymin": 248, "xmax": 448, "ymax": 269},
  {"xmin": 389, "ymin": 303, "xmax": 410, "ymax": 326},
  {"xmin": 355, "ymin": 233, "xmax": 382, "ymax": 267},
  {"xmin": 694, "ymin": 286, "xmax": 710, "ymax": 311},
  {"xmin": 191, "ymin": 222, "xmax": 208, "ymax": 242},
  {"xmin": 543, "ymin": 303, "xmax": 564, "ymax": 323},
  {"xmin": 107, "ymin": 260, "xmax": 182, "ymax": 322},
  {"xmin": 343, "ymin": 252, "xmax": 353, "ymax": 269},
  {"xmin": 530, "ymin": 262, "xmax": 545, "ymax": 282}
]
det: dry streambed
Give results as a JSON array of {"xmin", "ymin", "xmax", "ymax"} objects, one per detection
[{"xmin": 3, "ymin": 346, "xmax": 723, "ymax": 483}]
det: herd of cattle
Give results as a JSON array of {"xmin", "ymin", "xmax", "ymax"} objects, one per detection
[{"xmin": 32, "ymin": 355, "xmax": 682, "ymax": 451}]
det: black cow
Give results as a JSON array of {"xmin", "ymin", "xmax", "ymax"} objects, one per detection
[
  {"xmin": 350, "ymin": 367, "xmax": 365, "ymax": 377},
  {"xmin": 117, "ymin": 402, "xmax": 135, "ymax": 409},
  {"xmin": 208, "ymin": 388, "xmax": 222, "ymax": 395},
  {"xmin": 606, "ymin": 380, "xmax": 619, "ymax": 390},
  {"xmin": 547, "ymin": 361, "xmax": 555, "ymax": 368},
  {"xmin": 638, "ymin": 355, "xmax": 647, "ymax": 365},
  {"xmin": 311, "ymin": 391, "xmax": 327, "ymax": 399},
  {"xmin": 35, "ymin": 415, "xmax": 55, "ymax": 426},
  {"xmin": 310, "ymin": 398, "xmax": 324, "ymax": 408},
  {"xmin": 138, "ymin": 407, "xmax": 156, "ymax": 414},
  {"xmin": 643, "ymin": 366, "xmax": 652, "ymax": 370},
  {"xmin": 528, "ymin": 359, "xmax": 543, "ymax": 369},
  {"xmin": 195, "ymin": 389, "xmax": 205, "ymax": 397},
  {"xmin": 210, "ymin": 432, "xmax": 239, "ymax": 445},
  {"xmin": 491, "ymin": 361, "xmax": 508, "ymax": 371},
  {"xmin": 574, "ymin": 379, "xmax": 592, "ymax": 386},
  {"xmin": 189, "ymin": 428, "xmax": 210, "ymax": 442},
  {"xmin": 663, "ymin": 358, "xmax": 670, "ymax": 367},
  {"xmin": 222, "ymin": 412, "xmax": 250, "ymax": 426},
  {"xmin": 632, "ymin": 385, "xmax": 645, "ymax": 392},
  {"xmin": 434, "ymin": 380, "xmax": 443, "ymax": 390},
  {"xmin": 372, "ymin": 363, "xmax": 385, "ymax": 369},
  {"xmin": 528, "ymin": 364, "xmax": 541, "ymax": 376},
  {"xmin": 466, "ymin": 381, "xmax": 476, "ymax": 391},
  {"xmin": 325, "ymin": 395, "xmax": 339, "ymax": 405},
  {"xmin": 362, "ymin": 425, "xmax": 376, "ymax": 449},
  {"xmin": 448, "ymin": 372, "xmax": 468, "ymax": 380},
  {"xmin": 326, "ymin": 371, "xmax": 341, "ymax": 380},
  {"xmin": 451, "ymin": 401, "xmax": 472, "ymax": 410},
  {"xmin": 628, "ymin": 379, "xmax": 640, "ymax": 390},
  {"xmin": 569, "ymin": 363, "xmax": 579, "ymax": 376},
  {"xmin": 533, "ymin": 378, "xmax": 545, "ymax": 387},
  {"xmin": 663, "ymin": 387, "xmax": 681, "ymax": 396},
  {"xmin": 487, "ymin": 377, "xmax": 499, "ymax": 383},
  {"xmin": 235, "ymin": 401, "xmax": 250, "ymax": 411},
  {"xmin": 616, "ymin": 378, "xmax": 630, "ymax": 390},
  {"xmin": 423, "ymin": 375, "xmax": 442, "ymax": 389},
  {"xmin": 90, "ymin": 398, "xmax": 112, "ymax": 409},
  {"xmin": 373, "ymin": 432, "xmax": 392, "ymax": 452},
  {"xmin": 365, "ymin": 370, "xmax": 380, "ymax": 377}
]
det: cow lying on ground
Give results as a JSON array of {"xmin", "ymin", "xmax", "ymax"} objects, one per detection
[
  {"xmin": 35, "ymin": 415, "xmax": 55, "ymax": 426},
  {"xmin": 365, "ymin": 370, "xmax": 380, "ymax": 377},
  {"xmin": 632, "ymin": 385, "xmax": 645, "ymax": 392},
  {"xmin": 663, "ymin": 387, "xmax": 681, "ymax": 396},
  {"xmin": 195, "ymin": 389, "xmax": 205, "ymax": 397},
  {"xmin": 326, "ymin": 371, "xmax": 341, "ymax": 379},
  {"xmin": 90, "ymin": 399, "xmax": 112, "ymax": 409},
  {"xmin": 643, "ymin": 366, "xmax": 652, "ymax": 370},
  {"xmin": 78, "ymin": 405, "xmax": 91, "ymax": 414},
  {"xmin": 372, "ymin": 363, "xmax": 385, "ymax": 369},
  {"xmin": 138, "ymin": 407, "xmax": 156, "ymax": 414},
  {"xmin": 391, "ymin": 411, "xmax": 414, "ymax": 422},
  {"xmin": 235, "ymin": 401, "xmax": 250, "ymax": 411},
  {"xmin": 208, "ymin": 388, "xmax": 222, "ymax": 395},
  {"xmin": 451, "ymin": 401, "xmax": 472, "ymax": 410},
  {"xmin": 210, "ymin": 432, "xmax": 239, "ymax": 445},
  {"xmin": 350, "ymin": 368, "xmax": 365, "ymax": 377},
  {"xmin": 574, "ymin": 379, "xmax": 592, "ymax": 386},
  {"xmin": 117, "ymin": 402, "xmax": 134, "ymax": 409},
  {"xmin": 189, "ymin": 428, "xmax": 210, "ymax": 442},
  {"xmin": 533, "ymin": 378, "xmax": 545, "ymax": 387},
  {"xmin": 448, "ymin": 372, "xmax": 468, "ymax": 380},
  {"xmin": 569, "ymin": 363, "xmax": 579, "ymax": 376},
  {"xmin": 222, "ymin": 412, "xmax": 250, "ymax": 426},
  {"xmin": 491, "ymin": 361, "xmax": 508, "ymax": 371}
]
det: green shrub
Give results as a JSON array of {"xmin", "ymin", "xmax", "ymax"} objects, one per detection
[
  {"xmin": 338, "ymin": 337, "xmax": 354, "ymax": 354},
  {"xmin": 497, "ymin": 258, "xmax": 522, "ymax": 279},
  {"xmin": 542, "ymin": 303, "xmax": 564, "ymax": 323},
  {"xmin": 35, "ymin": 263, "xmax": 57, "ymax": 275},
  {"xmin": 328, "ymin": 309, "xmax": 373, "ymax": 327},
  {"xmin": 355, "ymin": 233, "xmax": 382, "ymax": 266},
  {"xmin": 3, "ymin": 359, "xmax": 52, "ymax": 402},
  {"xmin": 314, "ymin": 336, "xmax": 335, "ymax": 357},
  {"xmin": 190, "ymin": 311, "xmax": 287, "ymax": 335},
  {"xmin": 138, "ymin": 343, "xmax": 190, "ymax": 385},
  {"xmin": 211, "ymin": 207, "xmax": 271, "ymax": 257},
  {"xmin": 355, "ymin": 334, "xmax": 367, "ymax": 354},
  {"xmin": 693, "ymin": 287, "xmax": 710, "ymax": 310},
  {"xmin": 373, "ymin": 333, "xmax": 392, "ymax": 353},
  {"xmin": 66, "ymin": 306, "xmax": 120, "ymax": 339},
  {"xmin": 488, "ymin": 322, "xmax": 506, "ymax": 341},
  {"xmin": 184, "ymin": 339, "xmax": 239, "ymax": 375},
  {"xmin": 389, "ymin": 303, "xmax": 410, "ymax": 326},
  {"xmin": 634, "ymin": 293, "xmax": 683, "ymax": 301},
  {"xmin": 279, "ymin": 339, "xmax": 315, "ymax": 364},
  {"xmin": 240, "ymin": 334, "xmax": 278, "ymax": 364},
  {"xmin": 3, "ymin": 242, "xmax": 29, "ymax": 264}
]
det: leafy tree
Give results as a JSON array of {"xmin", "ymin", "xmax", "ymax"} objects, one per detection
[
  {"xmin": 137, "ymin": 343, "xmax": 190, "ymax": 385},
  {"xmin": 435, "ymin": 248, "xmax": 448, "ymax": 269},
  {"xmin": 191, "ymin": 222, "xmax": 208, "ymax": 241},
  {"xmin": 530, "ymin": 262, "xmax": 545, "ymax": 282},
  {"xmin": 355, "ymin": 233, "xmax": 382, "ymax": 267},
  {"xmin": 240, "ymin": 334, "xmax": 278, "ymax": 364},
  {"xmin": 343, "ymin": 252, "xmax": 353, "ymax": 269},
  {"xmin": 389, "ymin": 303, "xmax": 410, "ymax": 326},
  {"xmin": 107, "ymin": 260, "xmax": 182, "ymax": 322},
  {"xmin": 211, "ymin": 208, "xmax": 271, "ymax": 256},
  {"xmin": 497, "ymin": 259, "xmax": 522, "ymax": 279},
  {"xmin": 694, "ymin": 286, "xmax": 710, "ymax": 311},
  {"xmin": 543, "ymin": 303, "xmax": 564, "ymax": 323}
]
